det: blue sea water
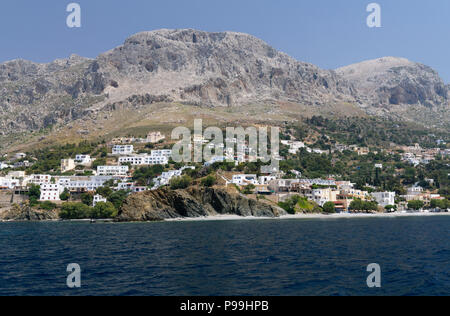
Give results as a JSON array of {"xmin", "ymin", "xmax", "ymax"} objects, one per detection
[{"xmin": 0, "ymin": 216, "xmax": 449, "ymax": 296}]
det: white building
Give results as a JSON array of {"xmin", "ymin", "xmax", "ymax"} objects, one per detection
[
  {"xmin": 0, "ymin": 162, "xmax": 10, "ymax": 170},
  {"xmin": 151, "ymin": 150, "xmax": 172, "ymax": 159},
  {"xmin": 152, "ymin": 166, "xmax": 195, "ymax": 189},
  {"xmin": 75, "ymin": 155, "xmax": 92, "ymax": 165},
  {"xmin": 119, "ymin": 154, "xmax": 168, "ymax": 166},
  {"xmin": 93, "ymin": 194, "xmax": 107, "ymax": 207},
  {"xmin": 61, "ymin": 159, "xmax": 76, "ymax": 173},
  {"xmin": 40, "ymin": 183, "xmax": 63, "ymax": 201},
  {"xmin": 258, "ymin": 175, "xmax": 277, "ymax": 185},
  {"xmin": 407, "ymin": 186, "xmax": 423, "ymax": 195},
  {"xmin": 372, "ymin": 192, "xmax": 396, "ymax": 207},
  {"xmin": 0, "ymin": 177, "xmax": 20, "ymax": 189},
  {"xmin": 14, "ymin": 153, "xmax": 27, "ymax": 160},
  {"xmin": 112, "ymin": 145, "xmax": 134, "ymax": 155},
  {"xmin": 281, "ymin": 140, "xmax": 306, "ymax": 154},
  {"xmin": 311, "ymin": 188, "xmax": 339, "ymax": 207},
  {"xmin": 97, "ymin": 165, "xmax": 129, "ymax": 177},
  {"xmin": 153, "ymin": 170, "xmax": 183, "ymax": 188},
  {"xmin": 58, "ymin": 176, "xmax": 113, "ymax": 192},
  {"xmin": 29, "ymin": 175, "xmax": 52, "ymax": 186},
  {"xmin": 146, "ymin": 132, "xmax": 165, "ymax": 143},
  {"xmin": 232, "ymin": 174, "xmax": 259, "ymax": 186}
]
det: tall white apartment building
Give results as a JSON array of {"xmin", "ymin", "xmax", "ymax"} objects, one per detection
[
  {"xmin": 97, "ymin": 165, "xmax": 129, "ymax": 177},
  {"xmin": 112, "ymin": 145, "xmax": 134, "ymax": 155},
  {"xmin": 40, "ymin": 183, "xmax": 63, "ymax": 201}
]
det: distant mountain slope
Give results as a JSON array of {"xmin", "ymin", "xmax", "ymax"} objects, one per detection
[
  {"xmin": 0, "ymin": 29, "xmax": 448, "ymax": 150},
  {"xmin": 336, "ymin": 57, "xmax": 448, "ymax": 107}
]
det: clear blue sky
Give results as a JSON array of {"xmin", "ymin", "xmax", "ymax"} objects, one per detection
[{"xmin": 1, "ymin": 0, "xmax": 449, "ymax": 82}]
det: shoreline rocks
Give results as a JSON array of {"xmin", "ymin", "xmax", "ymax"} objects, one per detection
[
  {"xmin": 0, "ymin": 203, "xmax": 59, "ymax": 221},
  {"xmin": 118, "ymin": 186, "xmax": 287, "ymax": 222}
]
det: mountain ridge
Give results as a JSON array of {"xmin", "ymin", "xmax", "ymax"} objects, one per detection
[{"xmin": 0, "ymin": 29, "xmax": 448, "ymax": 151}]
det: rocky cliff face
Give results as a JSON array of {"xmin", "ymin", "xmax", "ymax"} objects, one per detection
[
  {"xmin": 118, "ymin": 186, "xmax": 286, "ymax": 222},
  {"xmin": 0, "ymin": 203, "xmax": 59, "ymax": 221},
  {"xmin": 0, "ymin": 29, "xmax": 448, "ymax": 143},
  {"xmin": 96, "ymin": 29, "xmax": 356, "ymax": 108},
  {"xmin": 0, "ymin": 55, "xmax": 107, "ymax": 135}
]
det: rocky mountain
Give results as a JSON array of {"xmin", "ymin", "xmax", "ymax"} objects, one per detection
[
  {"xmin": 336, "ymin": 57, "xmax": 449, "ymax": 114},
  {"xmin": 0, "ymin": 29, "xmax": 448, "ymax": 150}
]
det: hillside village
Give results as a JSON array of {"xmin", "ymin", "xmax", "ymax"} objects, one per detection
[{"xmin": 0, "ymin": 127, "xmax": 449, "ymax": 220}]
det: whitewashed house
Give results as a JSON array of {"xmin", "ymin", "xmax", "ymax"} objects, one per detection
[
  {"xmin": 232, "ymin": 174, "xmax": 259, "ymax": 186},
  {"xmin": 75, "ymin": 155, "xmax": 92, "ymax": 165},
  {"xmin": 258, "ymin": 175, "xmax": 277, "ymax": 185},
  {"xmin": 93, "ymin": 194, "xmax": 107, "ymax": 207}
]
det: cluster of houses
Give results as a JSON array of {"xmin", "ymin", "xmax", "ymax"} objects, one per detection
[
  {"xmin": 0, "ymin": 152, "xmax": 34, "ymax": 170},
  {"xmin": 224, "ymin": 172, "xmax": 445, "ymax": 212},
  {"xmin": 281, "ymin": 140, "xmax": 371, "ymax": 156},
  {"xmin": 0, "ymin": 141, "xmax": 192, "ymax": 205},
  {"xmin": 225, "ymin": 174, "xmax": 390, "ymax": 211},
  {"xmin": 400, "ymin": 143, "xmax": 448, "ymax": 166}
]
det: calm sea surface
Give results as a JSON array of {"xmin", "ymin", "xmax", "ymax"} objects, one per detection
[{"xmin": 0, "ymin": 216, "xmax": 449, "ymax": 296}]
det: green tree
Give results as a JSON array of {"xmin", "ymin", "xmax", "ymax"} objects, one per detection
[
  {"xmin": 60, "ymin": 188, "xmax": 70, "ymax": 201},
  {"xmin": 201, "ymin": 175, "xmax": 216, "ymax": 187},
  {"xmin": 322, "ymin": 202, "xmax": 336, "ymax": 214},
  {"xmin": 60, "ymin": 203, "xmax": 92, "ymax": 219},
  {"xmin": 242, "ymin": 184, "xmax": 256, "ymax": 195},
  {"xmin": 408, "ymin": 200, "xmax": 424, "ymax": 211},
  {"xmin": 385, "ymin": 205, "xmax": 397, "ymax": 212},
  {"xmin": 81, "ymin": 193, "xmax": 94, "ymax": 206},
  {"xmin": 38, "ymin": 201, "xmax": 57, "ymax": 211},
  {"xmin": 28, "ymin": 184, "xmax": 41, "ymax": 200},
  {"xmin": 108, "ymin": 190, "xmax": 129, "ymax": 210},
  {"xmin": 96, "ymin": 186, "xmax": 113, "ymax": 198},
  {"xmin": 28, "ymin": 184, "xmax": 41, "ymax": 206},
  {"xmin": 170, "ymin": 175, "xmax": 192, "ymax": 190},
  {"xmin": 278, "ymin": 195, "xmax": 302, "ymax": 214},
  {"xmin": 430, "ymin": 199, "xmax": 449, "ymax": 209},
  {"xmin": 91, "ymin": 202, "xmax": 118, "ymax": 219}
]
